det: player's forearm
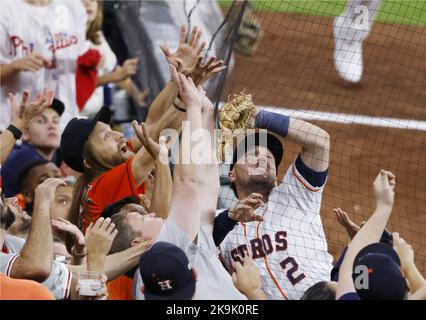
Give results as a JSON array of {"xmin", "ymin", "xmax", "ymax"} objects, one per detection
[
  {"xmin": 287, "ymin": 118, "xmax": 330, "ymax": 171},
  {"xmin": 0, "ymin": 62, "xmax": 19, "ymax": 82},
  {"xmin": 149, "ymin": 159, "xmax": 173, "ymax": 219},
  {"xmin": 13, "ymin": 201, "xmax": 53, "ymax": 281}
]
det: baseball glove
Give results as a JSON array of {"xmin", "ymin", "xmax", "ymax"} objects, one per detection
[
  {"xmin": 219, "ymin": 91, "xmax": 257, "ymax": 131},
  {"xmin": 217, "ymin": 91, "xmax": 257, "ymax": 162}
]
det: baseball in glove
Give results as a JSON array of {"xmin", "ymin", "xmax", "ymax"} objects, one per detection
[{"xmin": 218, "ymin": 91, "xmax": 258, "ymax": 162}]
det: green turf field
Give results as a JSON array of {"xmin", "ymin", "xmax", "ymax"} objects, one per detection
[{"xmin": 218, "ymin": 0, "xmax": 426, "ymax": 25}]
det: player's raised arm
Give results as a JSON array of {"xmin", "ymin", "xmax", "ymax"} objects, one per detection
[
  {"xmin": 336, "ymin": 170, "xmax": 395, "ymax": 299},
  {"xmin": 254, "ymin": 108, "xmax": 330, "ymax": 172}
]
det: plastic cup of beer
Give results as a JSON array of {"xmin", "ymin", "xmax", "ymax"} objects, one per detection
[{"xmin": 77, "ymin": 271, "xmax": 103, "ymax": 300}]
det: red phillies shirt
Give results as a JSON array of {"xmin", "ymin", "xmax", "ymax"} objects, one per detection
[{"xmin": 81, "ymin": 156, "xmax": 144, "ymax": 233}]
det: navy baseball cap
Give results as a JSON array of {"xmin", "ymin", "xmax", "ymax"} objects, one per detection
[
  {"xmin": 139, "ymin": 242, "xmax": 196, "ymax": 300},
  {"xmin": 230, "ymin": 131, "xmax": 283, "ymax": 171},
  {"xmin": 352, "ymin": 243, "xmax": 408, "ymax": 300},
  {"xmin": 60, "ymin": 106, "xmax": 111, "ymax": 172},
  {"xmin": 1, "ymin": 143, "xmax": 47, "ymax": 197}
]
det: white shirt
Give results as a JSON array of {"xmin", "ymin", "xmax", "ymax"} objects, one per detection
[
  {"xmin": 218, "ymin": 161, "xmax": 333, "ymax": 300},
  {"xmin": 133, "ymin": 218, "xmax": 247, "ymax": 300},
  {"xmin": 1, "ymin": 235, "xmax": 72, "ymax": 300},
  {"xmin": 0, "ymin": 0, "xmax": 87, "ymax": 130}
]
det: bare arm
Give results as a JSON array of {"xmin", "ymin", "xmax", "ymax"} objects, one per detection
[
  {"xmin": 149, "ymin": 153, "xmax": 173, "ymax": 219},
  {"xmin": 392, "ymin": 232, "xmax": 426, "ymax": 294},
  {"xmin": 10, "ymin": 178, "xmax": 66, "ymax": 282},
  {"xmin": 67, "ymin": 240, "xmax": 151, "ymax": 282},
  {"xmin": 286, "ymin": 119, "xmax": 330, "ymax": 172},
  {"xmin": 336, "ymin": 170, "xmax": 395, "ymax": 299},
  {"xmin": 168, "ymin": 73, "xmax": 205, "ymax": 241},
  {"xmin": 0, "ymin": 53, "xmax": 48, "ymax": 82}
]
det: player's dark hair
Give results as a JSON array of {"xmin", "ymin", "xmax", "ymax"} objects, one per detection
[
  {"xmin": 300, "ymin": 281, "xmax": 336, "ymax": 300},
  {"xmin": 101, "ymin": 196, "xmax": 140, "ymax": 219}
]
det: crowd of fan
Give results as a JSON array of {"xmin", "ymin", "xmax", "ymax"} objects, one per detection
[{"xmin": 1, "ymin": 0, "xmax": 425, "ymax": 300}]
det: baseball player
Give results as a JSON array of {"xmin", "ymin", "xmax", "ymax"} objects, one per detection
[
  {"xmin": 217, "ymin": 94, "xmax": 333, "ymax": 300},
  {"xmin": 333, "ymin": 0, "xmax": 381, "ymax": 83}
]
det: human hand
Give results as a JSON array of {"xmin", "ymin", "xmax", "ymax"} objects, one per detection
[
  {"xmin": 8, "ymin": 88, "xmax": 54, "ymax": 128},
  {"xmin": 11, "ymin": 53, "xmax": 49, "ymax": 72},
  {"xmin": 373, "ymin": 170, "xmax": 396, "ymax": 207},
  {"xmin": 75, "ymin": 274, "xmax": 108, "ymax": 300},
  {"xmin": 34, "ymin": 178, "xmax": 66, "ymax": 209},
  {"xmin": 192, "ymin": 56, "xmax": 226, "ymax": 86},
  {"xmin": 228, "ymin": 193, "xmax": 265, "ymax": 222},
  {"xmin": 334, "ymin": 208, "xmax": 360, "ymax": 239},
  {"xmin": 51, "ymin": 218, "xmax": 86, "ymax": 256},
  {"xmin": 134, "ymin": 88, "xmax": 150, "ymax": 108},
  {"xmin": 232, "ymin": 256, "xmax": 263, "ymax": 295},
  {"xmin": 160, "ymin": 25, "xmax": 205, "ymax": 76},
  {"xmin": 138, "ymin": 194, "xmax": 151, "ymax": 212},
  {"xmin": 177, "ymin": 73, "xmax": 204, "ymax": 110},
  {"xmin": 85, "ymin": 217, "xmax": 118, "ymax": 261},
  {"xmin": 116, "ymin": 57, "xmax": 139, "ymax": 81},
  {"xmin": 131, "ymin": 121, "xmax": 167, "ymax": 163},
  {"xmin": 392, "ymin": 232, "xmax": 414, "ymax": 272}
]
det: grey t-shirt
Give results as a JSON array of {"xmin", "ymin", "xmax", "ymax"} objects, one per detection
[{"xmin": 133, "ymin": 218, "xmax": 246, "ymax": 300}]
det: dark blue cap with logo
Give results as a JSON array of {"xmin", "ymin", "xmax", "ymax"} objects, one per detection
[
  {"xmin": 352, "ymin": 242, "xmax": 408, "ymax": 300},
  {"xmin": 139, "ymin": 242, "xmax": 196, "ymax": 300},
  {"xmin": 60, "ymin": 106, "xmax": 111, "ymax": 173},
  {"xmin": 1, "ymin": 143, "xmax": 47, "ymax": 197}
]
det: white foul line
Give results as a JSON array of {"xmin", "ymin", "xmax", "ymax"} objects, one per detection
[{"xmin": 219, "ymin": 103, "xmax": 426, "ymax": 131}]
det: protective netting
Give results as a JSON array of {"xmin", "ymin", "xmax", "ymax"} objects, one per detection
[{"xmin": 216, "ymin": 0, "xmax": 426, "ymax": 299}]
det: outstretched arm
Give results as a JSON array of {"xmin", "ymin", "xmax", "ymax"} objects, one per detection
[
  {"xmin": 130, "ymin": 25, "xmax": 206, "ymax": 152},
  {"xmin": 336, "ymin": 170, "xmax": 396, "ymax": 299},
  {"xmin": 10, "ymin": 178, "xmax": 65, "ymax": 282},
  {"xmin": 167, "ymin": 73, "xmax": 205, "ymax": 241}
]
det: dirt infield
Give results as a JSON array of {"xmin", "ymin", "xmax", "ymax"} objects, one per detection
[{"xmin": 222, "ymin": 11, "xmax": 426, "ymax": 274}]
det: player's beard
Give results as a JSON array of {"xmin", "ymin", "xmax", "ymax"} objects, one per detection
[{"xmin": 239, "ymin": 173, "xmax": 276, "ymax": 197}]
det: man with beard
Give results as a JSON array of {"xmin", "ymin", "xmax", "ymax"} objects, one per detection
[
  {"xmin": 218, "ymin": 104, "xmax": 333, "ymax": 300},
  {"xmin": 0, "ymin": 178, "xmax": 74, "ymax": 299},
  {"xmin": 60, "ymin": 25, "xmax": 225, "ymax": 245}
]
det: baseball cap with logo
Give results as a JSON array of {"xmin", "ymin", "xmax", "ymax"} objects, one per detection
[
  {"xmin": 60, "ymin": 106, "xmax": 111, "ymax": 173},
  {"xmin": 352, "ymin": 243, "xmax": 408, "ymax": 300},
  {"xmin": 138, "ymin": 242, "xmax": 196, "ymax": 300}
]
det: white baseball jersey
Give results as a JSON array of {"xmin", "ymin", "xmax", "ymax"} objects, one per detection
[
  {"xmin": 1, "ymin": 235, "xmax": 72, "ymax": 300},
  {"xmin": 218, "ymin": 158, "xmax": 333, "ymax": 300},
  {"xmin": 0, "ymin": 0, "xmax": 87, "ymax": 130}
]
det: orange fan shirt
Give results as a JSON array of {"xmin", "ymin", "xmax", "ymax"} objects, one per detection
[
  {"xmin": 0, "ymin": 273, "xmax": 55, "ymax": 300},
  {"xmin": 81, "ymin": 157, "xmax": 145, "ymax": 233}
]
